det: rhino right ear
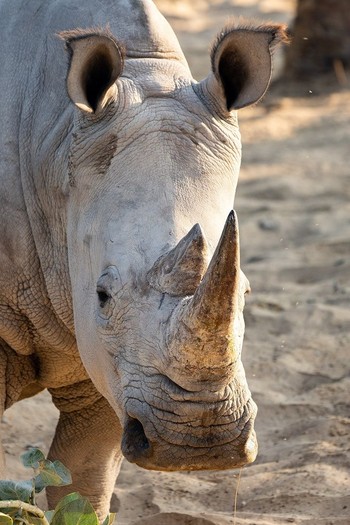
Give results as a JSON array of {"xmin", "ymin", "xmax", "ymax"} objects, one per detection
[
  {"xmin": 59, "ymin": 28, "xmax": 124, "ymax": 114},
  {"xmin": 204, "ymin": 21, "xmax": 288, "ymax": 111}
]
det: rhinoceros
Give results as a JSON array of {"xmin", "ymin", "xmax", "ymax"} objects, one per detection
[{"xmin": 0, "ymin": 0, "xmax": 287, "ymax": 518}]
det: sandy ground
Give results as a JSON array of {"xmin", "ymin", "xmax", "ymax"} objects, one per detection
[{"xmin": 2, "ymin": 1, "xmax": 350, "ymax": 524}]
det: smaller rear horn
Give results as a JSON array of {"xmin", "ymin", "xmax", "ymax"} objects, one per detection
[{"xmin": 147, "ymin": 223, "xmax": 209, "ymax": 296}]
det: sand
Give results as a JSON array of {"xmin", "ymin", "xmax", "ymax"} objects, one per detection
[{"xmin": 2, "ymin": 1, "xmax": 350, "ymax": 524}]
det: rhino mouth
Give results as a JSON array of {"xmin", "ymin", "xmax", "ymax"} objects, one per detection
[{"xmin": 121, "ymin": 396, "xmax": 257, "ymax": 471}]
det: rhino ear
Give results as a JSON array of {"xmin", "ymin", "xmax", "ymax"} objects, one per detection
[
  {"xmin": 59, "ymin": 28, "xmax": 124, "ymax": 113},
  {"xmin": 208, "ymin": 22, "xmax": 288, "ymax": 111}
]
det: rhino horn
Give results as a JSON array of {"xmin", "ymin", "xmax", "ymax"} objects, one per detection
[
  {"xmin": 185, "ymin": 210, "xmax": 240, "ymax": 332},
  {"xmin": 168, "ymin": 211, "xmax": 241, "ymax": 376},
  {"xmin": 147, "ymin": 224, "xmax": 210, "ymax": 296}
]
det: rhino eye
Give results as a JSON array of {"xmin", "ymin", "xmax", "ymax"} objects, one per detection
[{"xmin": 97, "ymin": 287, "xmax": 111, "ymax": 308}]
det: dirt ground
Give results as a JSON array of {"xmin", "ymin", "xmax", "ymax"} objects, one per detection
[{"xmin": 2, "ymin": 1, "xmax": 350, "ymax": 524}]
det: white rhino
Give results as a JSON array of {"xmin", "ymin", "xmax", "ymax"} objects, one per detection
[{"xmin": 0, "ymin": 0, "xmax": 287, "ymax": 518}]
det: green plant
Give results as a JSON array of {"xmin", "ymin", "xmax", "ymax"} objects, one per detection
[{"xmin": 0, "ymin": 448, "xmax": 115, "ymax": 525}]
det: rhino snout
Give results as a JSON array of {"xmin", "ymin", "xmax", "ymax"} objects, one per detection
[{"xmin": 121, "ymin": 377, "xmax": 258, "ymax": 471}]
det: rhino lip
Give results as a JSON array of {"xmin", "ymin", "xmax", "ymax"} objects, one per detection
[
  {"xmin": 121, "ymin": 414, "xmax": 152, "ymax": 462},
  {"xmin": 121, "ymin": 408, "xmax": 257, "ymax": 471},
  {"xmin": 121, "ymin": 397, "xmax": 256, "ymax": 453}
]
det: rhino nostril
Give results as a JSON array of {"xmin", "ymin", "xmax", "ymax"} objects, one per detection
[{"xmin": 121, "ymin": 417, "xmax": 151, "ymax": 462}]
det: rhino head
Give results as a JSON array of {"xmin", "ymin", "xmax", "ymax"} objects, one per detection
[{"xmin": 60, "ymin": 19, "xmax": 287, "ymax": 471}]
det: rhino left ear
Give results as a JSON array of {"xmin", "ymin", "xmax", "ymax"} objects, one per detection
[
  {"xmin": 209, "ymin": 22, "xmax": 288, "ymax": 111},
  {"xmin": 60, "ymin": 28, "xmax": 124, "ymax": 113}
]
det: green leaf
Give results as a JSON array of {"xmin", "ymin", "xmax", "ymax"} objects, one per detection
[
  {"xmin": 101, "ymin": 514, "xmax": 115, "ymax": 525},
  {"xmin": 52, "ymin": 492, "xmax": 81, "ymax": 512},
  {"xmin": 0, "ymin": 480, "xmax": 33, "ymax": 502},
  {"xmin": 45, "ymin": 510, "xmax": 55, "ymax": 521},
  {"xmin": 0, "ymin": 513, "xmax": 13, "ymax": 524},
  {"xmin": 21, "ymin": 448, "xmax": 46, "ymax": 470},
  {"xmin": 0, "ymin": 508, "xmax": 16, "ymax": 520},
  {"xmin": 34, "ymin": 460, "xmax": 72, "ymax": 492},
  {"xmin": 50, "ymin": 492, "xmax": 100, "ymax": 525}
]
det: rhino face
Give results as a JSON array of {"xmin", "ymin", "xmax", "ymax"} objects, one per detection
[{"xmin": 62, "ymin": 22, "xmax": 287, "ymax": 470}]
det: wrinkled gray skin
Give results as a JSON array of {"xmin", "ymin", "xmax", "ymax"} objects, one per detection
[{"xmin": 0, "ymin": 0, "xmax": 286, "ymax": 518}]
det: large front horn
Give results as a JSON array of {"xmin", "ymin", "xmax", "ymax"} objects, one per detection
[{"xmin": 167, "ymin": 211, "xmax": 241, "ymax": 376}]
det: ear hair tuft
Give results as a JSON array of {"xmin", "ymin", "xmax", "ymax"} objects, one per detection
[
  {"xmin": 58, "ymin": 26, "xmax": 126, "ymax": 62},
  {"xmin": 210, "ymin": 19, "xmax": 289, "ymax": 74}
]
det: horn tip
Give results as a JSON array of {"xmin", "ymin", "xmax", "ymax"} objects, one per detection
[
  {"xmin": 228, "ymin": 209, "xmax": 237, "ymax": 222},
  {"xmin": 226, "ymin": 210, "xmax": 239, "ymax": 234},
  {"xmin": 190, "ymin": 223, "xmax": 204, "ymax": 240},
  {"xmin": 188, "ymin": 223, "xmax": 209, "ymax": 252}
]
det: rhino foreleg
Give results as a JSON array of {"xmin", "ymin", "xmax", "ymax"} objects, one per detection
[
  {"xmin": 0, "ymin": 342, "xmax": 41, "ymax": 476},
  {"xmin": 48, "ymin": 380, "xmax": 122, "ymax": 519}
]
